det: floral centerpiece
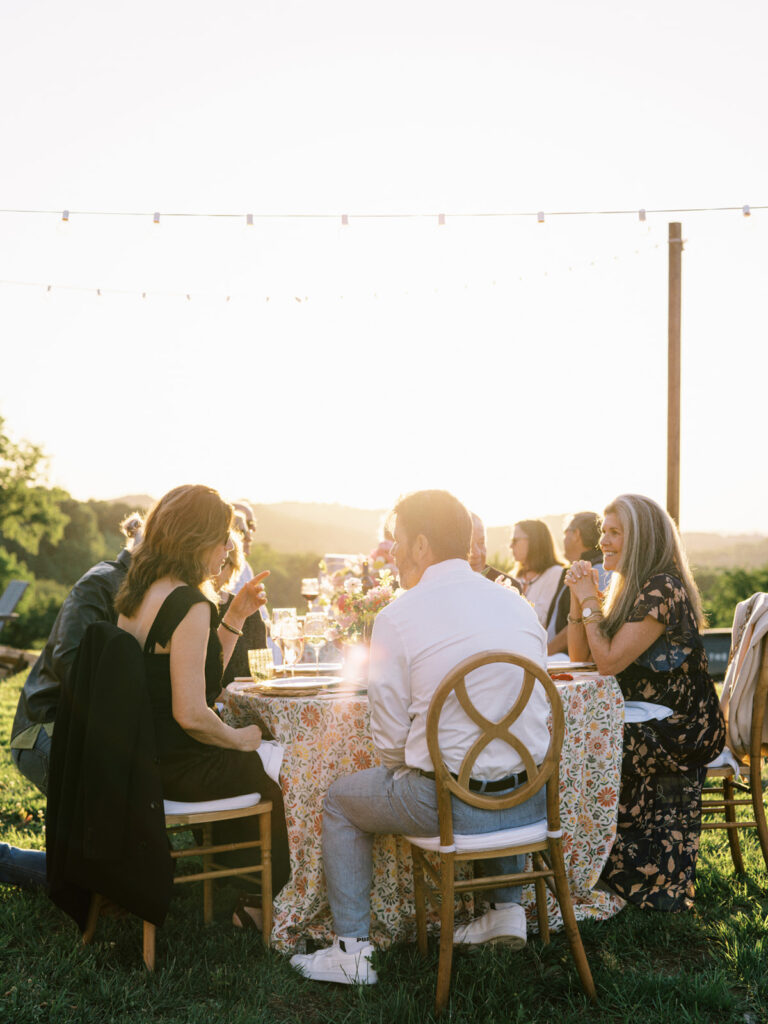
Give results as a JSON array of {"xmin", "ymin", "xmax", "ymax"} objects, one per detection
[{"xmin": 319, "ymin": 557, "xmax": 400, "ymax": 644}]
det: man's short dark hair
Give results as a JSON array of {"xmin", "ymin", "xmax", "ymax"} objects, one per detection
[
  {"xmin": 568, "ymin": 511, "xmax": 602, "ymax": 551},
  {"xmin": 391, "ymin": 490, "xmax": 472, "ymax": 563}
]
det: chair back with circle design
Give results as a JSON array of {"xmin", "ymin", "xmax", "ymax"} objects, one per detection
[{"xmin": 425, "ymin": 650, "xmax": 563, "ymax": 849}]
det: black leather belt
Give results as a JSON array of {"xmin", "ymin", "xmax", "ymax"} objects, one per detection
[{"xmin": 418, "ymin": 768, "xmax": 528, "ymax": 792}]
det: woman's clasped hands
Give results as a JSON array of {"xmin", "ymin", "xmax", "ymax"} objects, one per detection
[{"xmin": 564, "ymin": 560, "xmax": 601, "ymax": 605}]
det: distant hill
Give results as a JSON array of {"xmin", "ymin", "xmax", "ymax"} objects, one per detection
[
  {"xmin": 108, "ymin": 494, "xmax": 155, "ymax": 511},
  {"xmin": 105, "ymin": 497, "xmax": 768, "ymax": 569}
]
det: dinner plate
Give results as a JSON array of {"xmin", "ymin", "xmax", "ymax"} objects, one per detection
[
  {"xmin": 546, "ymin": 662, "xmax": 597, "ymax": 673},
  {"xmin": 284, "ymin": 661, "xmax": 344, "ymax": 674},
  {"xmin": 233, "ymin": 675, "xmax": 344, "ymax": 697}
]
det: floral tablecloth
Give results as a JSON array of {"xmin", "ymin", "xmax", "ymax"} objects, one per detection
[{"xmin": 224, "ymin": 672, "xmax": 624, "ymax": 951}]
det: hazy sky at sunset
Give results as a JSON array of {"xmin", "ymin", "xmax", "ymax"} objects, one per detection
[{"xmin": 1, "ymin": 1, "xmax": 766, "ymax": 532}]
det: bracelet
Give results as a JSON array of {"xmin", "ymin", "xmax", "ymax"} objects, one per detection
[
  {"xmin": 567, "ymin": 614, "xmax": 583, "ymax": 624},
  {"xmin": 220, "ymin": 618, "xmax": 243, "ymax": 637},
  {"xmin": 581, "ymin": 599, "xmax": 600, "ymax": 611},
  {"xmin": 583, "ymin": 613, "xmax": 604, "ymax": 626}
]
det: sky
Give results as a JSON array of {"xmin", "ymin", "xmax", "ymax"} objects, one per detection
[{"xmin": 1, "ymin": 0, "xmax": 766, "ymax": 533}]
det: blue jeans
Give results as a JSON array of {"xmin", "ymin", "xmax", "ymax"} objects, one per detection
[
  {"xmin": 0, "ymin": 844, "xmax": 47, "ymax": 890},
  {"xmin": 11, "ymin": 725, "xmax": 51, "ymax": 796},
  {"xmin": 322, "ymin": 766, "xmax": 547, "ymax": 937}
]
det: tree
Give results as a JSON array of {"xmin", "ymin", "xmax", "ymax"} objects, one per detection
[{"xmin": 0, "ymin": 416, "xmax": 68, "ymax": 556}]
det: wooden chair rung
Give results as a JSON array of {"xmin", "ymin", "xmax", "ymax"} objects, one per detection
[{"xmin": 84, "ymin": 798, "xmax": 273, "ymax": 968}]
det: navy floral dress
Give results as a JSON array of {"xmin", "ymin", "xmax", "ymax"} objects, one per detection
[{"xmin": 602, "ymin": 573, "xmax": 725, "ymax": 911}]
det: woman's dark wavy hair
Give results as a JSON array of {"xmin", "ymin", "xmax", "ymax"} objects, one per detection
[
  {"xmin": 512, "ymin": 519, "xmax": 565, "ymax": 575},
  {"xmin": 115, "ymin": 485, "xmax": 233, "ymax": 617}
]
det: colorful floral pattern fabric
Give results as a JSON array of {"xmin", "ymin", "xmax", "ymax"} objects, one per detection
[
  {"xmin": 602, "ymin": 573, "xmax": 726, "ymax": 911},
  {"xmin": 224, "ymin": 673, "xmax": 625, "ymax": 950}
]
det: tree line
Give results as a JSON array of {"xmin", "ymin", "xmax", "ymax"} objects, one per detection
[{"xmin": 0, "ymin": 416, "xmax": 764, "ymax": 649}]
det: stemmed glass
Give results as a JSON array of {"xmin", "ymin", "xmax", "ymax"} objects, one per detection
[
  {"xmin": 280, "ymin": 618, "xmax": 304, "ymax": 677},
  {"xmin": 303, "ymin": 611, "xmax": 330, "ymax": 671},
  {"xmin": 301, "ymin": 577, "xmax": 320, "ymax": 610},
  {"xmin": 270, "ymin": 608, "xmax": 297, "ymax": 676}
]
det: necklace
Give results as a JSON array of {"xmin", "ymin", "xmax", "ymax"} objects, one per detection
[{"xmin": 521, "ymin": 571, "xmax": 540, "ymax": 592}]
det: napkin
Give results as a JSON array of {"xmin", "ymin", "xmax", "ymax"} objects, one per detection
[
  {"xmin": 623, "ymin": 701, "xmax": 674, "ymax": 723},
  {"xmin": 258, "ymin": 740, "xmax": 285, "ymax": 784}
]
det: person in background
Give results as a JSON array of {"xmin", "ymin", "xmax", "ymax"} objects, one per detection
[
  {"xmin": 509, "ymin": 519, "xmax": 564, "ymax": 629},
  {"xmin": 231, "ymin": 501, "xmax": 256, "ymax": 593},
  {"xmin": 565, "ymin": 493, "xmax": 725, "ymax": 910},
  {"xmin": 215, "ymin": 531, "xmax": 269, "ymax": 687},
  {"xmin": 549, "ymin": 511, "xmax": 607, "ymax": 656},
  {"xmin": 290, "ymin": 490, "xmax": 549, "ymax": 985},
  {"xmin": 10, "ymin": 511, "xmax": 145, "ymax": 795},
  {"xmin": 470, "ymin": 512, "xmax": 522, "ymax": 592}
]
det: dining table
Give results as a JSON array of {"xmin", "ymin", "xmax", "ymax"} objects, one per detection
[{"xmin": 223, "ymin": 667, "xmax": 625, "ymax": 952}]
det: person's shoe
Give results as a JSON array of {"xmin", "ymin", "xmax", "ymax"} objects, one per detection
[
  {"xmin": 453, "ymin": 904, "xmax": 527, "ymax": 949},
  {"xmin": 290, "ymin": 939, "xmax": 378, "ymax": 985}
]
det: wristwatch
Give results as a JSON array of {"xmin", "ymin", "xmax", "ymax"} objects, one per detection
[{"xmin": 582, "ymin": 606, "xmax": 599, "ymax": 622}]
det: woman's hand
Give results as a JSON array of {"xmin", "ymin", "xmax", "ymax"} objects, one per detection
[
  {"xmin": 226, "ymin": 570, "xmax": 270, "ymax": 625},
  {"xmin": 236, "ymin": 724, "xmax": 262, "ymax": 752},
  {"xmin": 565, "ymin": 560, "xmax": 600, "ymax": 606}
]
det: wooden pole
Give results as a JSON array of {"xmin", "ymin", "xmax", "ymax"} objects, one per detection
[{"xmin": 667, "ymin": 222, "xmax": 682, "ymax": 526}]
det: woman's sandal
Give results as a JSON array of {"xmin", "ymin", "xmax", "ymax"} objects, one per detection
[{"xmin": 233, "ymin": 894, "xmax": 263, "ymax": 933}]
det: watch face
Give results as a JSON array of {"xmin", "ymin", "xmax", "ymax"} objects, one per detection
[{"xmin": 583, "ymin": 607, "xmax": 594, "ymax": 619}]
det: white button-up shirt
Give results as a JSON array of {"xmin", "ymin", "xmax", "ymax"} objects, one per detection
[{"xmin": 368, "ymin": 558, "xmax": 550, "ymax": 779}]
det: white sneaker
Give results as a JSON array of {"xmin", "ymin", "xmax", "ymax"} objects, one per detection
[
  {"xmin": 290, "ymin": 939, "xmax": 378, "ymax": 985},
  {"xmin": 453, "ymin": 904, "xmax": 527, "ymax": 949}
]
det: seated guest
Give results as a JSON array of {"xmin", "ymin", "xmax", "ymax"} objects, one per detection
[
  {"xmin": 0, "ymin": 844, "xmax": 47, "ymax": 890},
  {"xmin": 471, "ymin": 512, "xmax": 522, "ymax": 592},
  {"xmin": 549, "ymin": 511, "xmax": 606, "ymax": 656},
  {"xmin": 510, "ymin": 519, "xmax": 565, "ymax": 629},
  {"xmin": 214, "ymin": 532, "xmax": 269, "ymax": 688},
  {"xmin": 115, "ymin": 485, "xmax": 290, "ymax": 927},
  {"xmin": 290, "ymin": 489, "xmax": 549, "ymax": 985},
  {"xmin": 565, "ymin": 493, "xmax": 725, "ymax": 910},
  {"xmin": 231, "ymin": 500, "xmax": 256, "ymax": 593},
  {"xmin": 10, "ymin": 511, "xmax": 144, "ymax": 795}
]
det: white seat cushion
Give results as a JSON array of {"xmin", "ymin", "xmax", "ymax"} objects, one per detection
[
  {"xmin": 405, "ymin": 817, "xmax": 549, "ymax": 853},
  {"xmin": 163, "ymin": 792, "xmax": 262, "ymax": 815}
]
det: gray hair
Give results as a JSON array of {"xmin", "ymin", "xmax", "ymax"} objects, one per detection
[{"xmin": 600, "ymin": 493, "xmax": 704, "ymax": 638}]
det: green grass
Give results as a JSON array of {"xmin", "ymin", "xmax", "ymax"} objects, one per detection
[{"xmin": 2, "ymin": 670, "xmax": 768, "ymax": 1024}]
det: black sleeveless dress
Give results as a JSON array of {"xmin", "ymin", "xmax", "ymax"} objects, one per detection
[{"xmin": 143, "ymin": 586, "xmax": 290, "ymax": 893}]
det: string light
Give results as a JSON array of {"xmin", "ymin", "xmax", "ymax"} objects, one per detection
[
  {"xmin": 0, "ymin": 240, "xmax": 660, "ymax": 305},
  {"xmin": 0, "ymin": 202, "xmax": 761, "ymax": 224}
]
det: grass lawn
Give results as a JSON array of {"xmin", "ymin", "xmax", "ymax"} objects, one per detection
[{"xmin": 1, "ymin": 669, "xmax": 767, "ymax": 1024}]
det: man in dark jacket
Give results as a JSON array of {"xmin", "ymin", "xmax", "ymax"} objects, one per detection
[{"xmin": 10, "ymin": 548, "xmax": 133, "ymax": 795}]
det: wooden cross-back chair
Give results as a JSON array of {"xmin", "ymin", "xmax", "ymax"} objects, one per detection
[
  {"xmin": 83, "ymin": 793, "xmax": 273, "ymax": 969},
  {"xmin": 405, "ymin": 650, "xmax": 596, "ymax": 1015},
  {"xmin": 702, "ymin": 636, "xmax": 768, "ymax": 874}
]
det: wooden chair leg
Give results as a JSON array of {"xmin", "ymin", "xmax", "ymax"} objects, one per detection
[
  {"xmin": 82, "ymin": 893, "xmax": 102, "ymax": 945},
  {"xmin": 749, "ymin": 759, "xmax": 768, "ymax": 873},
  {"xmin": 143, "ymin": 921, "xmax": 156, "ymax": 970},
  {"xmin": 435, "ymin": 855, "xmax": 456, "ymax": 1016},
  {"xmin": 533, "ymin": 853, "xmax": 550, "ymax": 944},
  {"xmin": 260, "ymin": 811, "xmax": 272, "ymax": 949},
  {"xmin": 548, "ymin": 839, "xmax": 596, "ymax": 1002},
  {"xmin": 723, "ymin": 775, "xmax": 745, "ymax": 873},
  {"xmin": 202, "ymin": 823, "xmax": 214, "ymax": 925},
  {"xmin": 412, "ymin": 849, "xmax": 429, "ymax": 957}
]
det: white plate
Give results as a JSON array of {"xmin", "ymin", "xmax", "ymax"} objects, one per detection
[{"xmin": 546, "ymin": 662, "xmax": 597, "ymax": 673}]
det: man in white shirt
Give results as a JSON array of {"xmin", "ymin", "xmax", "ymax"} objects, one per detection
[{"xmin": 290, "ymin": 490, "xmax": 549, "ymax": 986}]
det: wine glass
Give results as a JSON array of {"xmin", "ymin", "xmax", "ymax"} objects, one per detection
[
  {"xmin": 270, "ymin": 608, "xmax": 297, "ymax": 674},
  {"xmin": 301, "ymin": 577, "xmax": 320, "ymax": 610},
  {"xmin": 280, "ymin": 617, "xmax": 304, "ymax": 677},
  {"xmin": 303, "ymin": 611, "xmax": 330, "ymax": 670}
]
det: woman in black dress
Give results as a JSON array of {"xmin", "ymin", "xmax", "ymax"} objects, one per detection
[
  {"xmin": 565, "ymin": 493, "xmax": 724, "ymax": 911},
  {"xmin": 114, "ymin": 484, "xmax": 290, "ymax": 927}
]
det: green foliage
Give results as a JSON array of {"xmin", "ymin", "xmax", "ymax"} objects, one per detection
[
  {"xmin": 698, "ymin": 566, "xmax": 768, "ymax": 628},
  {"xmin": 248, "ymin": 544, "xmax": 322, "ymax": 609},
  {"xmin": 0, "ymin": 415, "xmax": 69, "ymax": 556},
  {"xmin": 1, "ymin": 576, "xmax": 70, "ymax": 648}
]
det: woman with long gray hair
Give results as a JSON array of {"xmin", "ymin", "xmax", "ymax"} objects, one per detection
[{"xmin": 565, "ymin": 493, "xmax": 724, "ymax": 911}]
